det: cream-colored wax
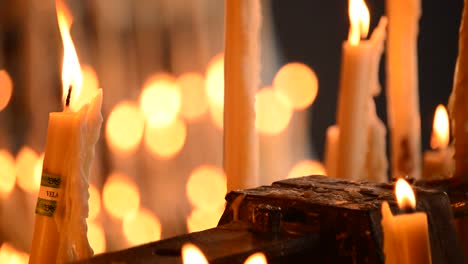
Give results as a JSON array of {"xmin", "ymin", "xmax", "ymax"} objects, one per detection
[
  {"xmin": 381, "ymin": 202, "xmax": 432, "ymax": 264},
  {"xmin": 336, "ymin": 42, "xmax": 372, "ymax": 180},
  {"xmin": 224, "ymin": 0, "xmax": 260, "ymax": 191},
  {"xmin": 386, "ymin": 0, "xmax": 422, "ymax": 180},
  {"xmin": 422, "ymin": 147, "xmax": 454, "ymax": 181}
]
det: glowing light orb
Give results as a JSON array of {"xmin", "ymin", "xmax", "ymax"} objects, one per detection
[
  {"xmin": 88, "ymin": 184, "xmax": 101, "ymax": 221},
  {"xmin": 0, "ymin": 70, "xmax": 13, "ymax": 112},
  {"xmin": 255, "ymin": 87, "xmax": 293, "ymax": 136},
  {"xmin": 139, "ymin": 74, "xmax": 181, "ymax": 127},
  {"xmin": 0, "ymin": 150, "xmax": 16, "ymax": 196},
  {"xmin": 177, "ymin": 73, "xmax": 208, "ymax": 122},
  {"xmin": 123, "ymin": 208, "xmax": 161, "ymax": 246},
  {"xmin": 186, "ymin": 165, "xmax": 226, "ymax": 210},
  {"xmin": 106, "ymin": 101, "xmax": 145, "ymax": 153},
  {"xmin": 187, "ymin": 207, "xmax": 224, "ymax": 233},
  {"xmin": 287, "ymin": 160, "xmax": 326, "ymax": 179},
  {"xmin": 273, "ymin": 62, "xmax": 318, "ymax": 110},
  {"xmin": 87, "ymin": 221, "xmax": 106, "ymax": 254},
  {"xmin": 144, "ymin": 118, "xmax": 187, "ymax": 159},
  {"xmin": 16, "ymin": 147, "xmax": 41, "ymax": 193},
  {"xmin": 0, "ymin": 243, "xmax": 29, "ymax": 264},
  {"xmin": 102, "ymin": 173, "xmax": 140, "ymax": 219},
  {"xmin": 205, "ymin": 54, "xmax": 224, "ymax": 130}
]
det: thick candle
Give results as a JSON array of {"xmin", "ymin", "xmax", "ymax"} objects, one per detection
[
  {"xmin": 381, "ymin": 179, "xmax": 432, "ymax": 264},
  {"xmin": 423, "ymin": 105, "xmax": 454, "ymax": 180},
  {"xmin": 449, "ymin": 0, "xmax": 468, "ymax": 182},
  {"xmin": 336, "ymin": 0, "xmax": 387, "ymax": 181},
  {"xmin": 386, "ymin": 0, "xmax": 422, "ymax": 179},
  {"xmin": 29, "ymin": 1, "xmax": 103, "ymax": 263},
  {"xmin": 224, "ymin": 0, "xmax": 260, "ymax": 191}
]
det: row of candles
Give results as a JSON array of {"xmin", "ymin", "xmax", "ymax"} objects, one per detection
[{"xmin": 224, "ymin": 0, "xmax": 452, "ymax": 263}]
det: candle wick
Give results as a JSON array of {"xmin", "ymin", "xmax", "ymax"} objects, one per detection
[
  {"xmin": 65, "ymin": 85, "xmax": 72, "ymax": 108},
  {"xmin": 399, "ymin": 204, "xmax": 416, "ymax": 214}
]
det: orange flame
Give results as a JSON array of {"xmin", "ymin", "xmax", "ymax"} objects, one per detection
[
  {"xmin": 182, "ymin": 243, "xmax": 208, "ymax": 264},
  {"xmin": 431, "ymin": 104, "xmax": 450, "ymax": 149},
  {"xmin": 348, "ymin": 0, "xmax": 370, "ymax": 45},
  {"xmin": 244, "ymin": 253, "xmax": 268, "ymax": 264},
  {"xmin": 395, "ymin": 178, "xmax": 416, "ymax": 209},
  {"xmin": 56, "ymin": 0, "xmax": 82, "ymax": 111}
]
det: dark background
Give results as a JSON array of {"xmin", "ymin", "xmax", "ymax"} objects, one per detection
[{"xmin": 272, "ymin": 0, "xmax": 463, "ymax": 160}]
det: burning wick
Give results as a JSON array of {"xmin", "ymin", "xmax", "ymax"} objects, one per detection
[
  {"xmin": 395, "ymin": 178, "xmax": 416, "ymax": 214},
  {"xmin": 65, "ymin": 85, "xmax": 72, "ymax": 108}
]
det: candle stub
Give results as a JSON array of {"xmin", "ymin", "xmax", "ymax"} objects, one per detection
[{"xmin": 35, "ymin": 172, "xmax": 62, "ymax": 217}]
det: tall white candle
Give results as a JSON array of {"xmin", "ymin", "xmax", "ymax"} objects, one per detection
[
  {"xmin": 366, "ymin": 18, "xmax": 388, "ymax": 183},
  {"xmin": 29, "ymin": 1, "xmax": 103, "ymax": 262},
  {"xmin": 336, "ymin": 0, "xmax": 387, "ymax": 180},
  {"xmin": 386, "ymin": 0, "xmax": 422, "ymax": 180},
  {"xmin": 381, "ymin": 179, "xmax": 431, "ymax": 264},
  {"xmin": 224, "ymin": 0, "xmax": 260, "ymax": 191}
]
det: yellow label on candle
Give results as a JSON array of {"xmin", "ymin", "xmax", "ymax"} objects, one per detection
[{"xmin": 35, "ymin": 172, "xmax": 62, "ymax": 217}]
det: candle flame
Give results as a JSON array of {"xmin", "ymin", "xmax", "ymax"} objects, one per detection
[
  {"xmin": 182, "ymin": 243, "xmax": 208, "ymax": 264},
  {"xmin": 56, "ymin": 0, "xmax": 82, "ymax": 110},
  {"xmin": 244, "ymin": 252, "xmax": 268, "ymax": 264},
  {"xmin": 431, "ymin": 104, "xmax": 450, "ymax": 149},
  {"xmin": 348, "ymin": 0, "xmax": 370, "ymax": 45},
  {"xmin": 395, "ymin": 178, "xmax": 416, "ymax": 209}
]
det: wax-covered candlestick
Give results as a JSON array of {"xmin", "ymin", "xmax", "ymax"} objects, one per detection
[
  {"xmin": 449, "ymin": 0, "xmax": 468, "ymax": 182},
  {"xmin": 336, "ymin": 0, "xmax": 387, "ymax": 180},
  {"xmin": 224, "ymin": 0, "xmax": 260, "ymax": 191},
  {"xmin": 386, "ymin": 0, "xmax": 422, "ymax": 180},
  {"xmin": 365, "ymin": 17, "xmax": 388, "ymax": 183},
  {"xmin": 381, "ymin": 179, "xmax": 432, "ymax": 264},
  {"xmin": 423, "ymin": 105, "xmax": 454, "ymax": 180},
  {"xmin": 29, "ymin": 1, "xmax": 103, "ymax": 263}
]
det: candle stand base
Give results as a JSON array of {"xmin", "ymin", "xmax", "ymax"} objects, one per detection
[{"xmin": 77, "ymin": 175, "xmax": 464, "ymax": 264}]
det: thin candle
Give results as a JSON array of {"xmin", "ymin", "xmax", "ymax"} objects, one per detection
[
  {"xmin": 224, "ymin": 0, "xmax": 260, "ymax": 191},
  {"xmin": 335, "ymin": 0, "xmax": 387, "ymax": 181},
  {"xmin": 29, "ymin": 0, "xmax": 103, "ymax": 263},
  {"xmin": 386, "ymin": 0, "xmax": 422, "ymax": 180}
]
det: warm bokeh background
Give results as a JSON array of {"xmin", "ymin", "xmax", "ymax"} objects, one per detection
[{"xmin": 0, "ymin": 0, "xmax": 463, "ymax": 260}]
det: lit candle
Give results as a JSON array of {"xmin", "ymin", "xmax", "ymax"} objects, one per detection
[
  {"xmin": 381, "ymin": 179, "xmax": 432, "ymax": 264},
  {"xmin": 386, "ymin": 0, "xmax": 422, "ymax": 180},
  {"xmin": 29, "ymin": 1, "xmax": 103, "ymax": 263},
  {"xmin": 336, "ymin": 0, "xmax": 387, "ymax": 180},
  {"xmin": 224, "ymin": 0, "xmax": 260, "ymax": 191},
  {"xmin": 423, "ymin": 105, "xmax": 454, "ymax": 180},
  {"xmin": 449, "ymin": 0, "xmax": 468, "ymax": 182}
]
